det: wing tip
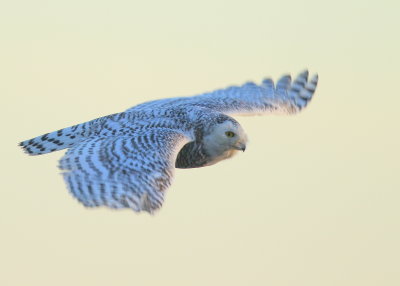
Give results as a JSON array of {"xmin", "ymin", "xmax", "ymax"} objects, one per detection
[
  {"xmin": 311, "ymin": 73, "xmax": 319, "ymax": 83},
  {"xmin": 286, "ymin": 69, "xmax": 319, "ymax": 111},
  {"xmin": 298, "ymin": 69, "xmax": 309, "ymax": 79},
  {"xmin": 18, "ymin": 140, "xmax": 37, "ymax": 156}
]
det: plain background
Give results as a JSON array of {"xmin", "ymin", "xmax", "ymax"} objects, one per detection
[{"xmin": 1, "ymin": 0, "xmax": 399, "ymax": 285}]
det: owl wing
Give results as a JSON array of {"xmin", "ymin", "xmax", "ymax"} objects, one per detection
[
  {"xmin": 129, "ymin": 70, "xmax": 318, "ymax": 115},
  {"xmin": 59, "ymin": 128, "xmax": 192, "ymax": 213}
]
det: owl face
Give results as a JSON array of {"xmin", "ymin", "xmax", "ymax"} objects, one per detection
[
  {"xmin": 219, "ymin": 120, "xmax": 247, "ymax": 151},
  {"xmin": 203, "ymin": 120, "xmax": 248, "ymax": 158}
]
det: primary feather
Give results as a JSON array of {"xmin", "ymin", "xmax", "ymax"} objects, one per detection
[{"xmin": 20, "ymin": 70, "xmax": 318, "ymax": 213}]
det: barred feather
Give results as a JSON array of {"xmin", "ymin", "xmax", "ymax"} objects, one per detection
[
  {"xmin": 19, "ymin": 114, "xmax": 117, "ymax": 155},
  {"xmin": 20, "ymin": 70, "xmax": 318, "ymax": 213},
  {"xmin": 129, "ymin": 70, "xmax": 318, "ymax": 115},
  {"xmin": 59, "ymin": 129, "xmax": 191, "ymax": 213}
]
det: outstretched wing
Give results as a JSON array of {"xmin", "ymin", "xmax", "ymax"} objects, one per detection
[
  {"xmin": 128, "ymin": 70, "xmax": 318, "ymax": 116},
  {"xmin": 59, "ymin": 128, "xmax": 191, "ymax": 213}
]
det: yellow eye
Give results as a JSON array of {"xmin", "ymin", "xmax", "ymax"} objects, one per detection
[{"xmin": 225, "ymin": 131, "xmax": 235, "ymax": 138}]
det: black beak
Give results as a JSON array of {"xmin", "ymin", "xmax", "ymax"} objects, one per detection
[{"xmin": 233, "ymin": 144, "xmax": 246, "ymax": 152}]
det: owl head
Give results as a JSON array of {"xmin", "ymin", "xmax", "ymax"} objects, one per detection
[{"xmin": 203, "ymin": 118, "xmax": 248, "ymax": 162}]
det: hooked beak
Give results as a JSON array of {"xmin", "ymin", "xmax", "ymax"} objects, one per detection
[{"xmin": 233, "ymin": 143, "xmax": 246, "ymax": 152}]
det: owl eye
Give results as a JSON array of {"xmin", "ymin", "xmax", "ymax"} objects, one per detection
[{"xmin": 225, "ymin": 131, "xmax": 235, "ymax": 138}]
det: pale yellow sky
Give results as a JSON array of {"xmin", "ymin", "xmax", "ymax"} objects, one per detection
[{"xmin": 1, "ymin": 1, "xmax": 399, "ymax": 285}]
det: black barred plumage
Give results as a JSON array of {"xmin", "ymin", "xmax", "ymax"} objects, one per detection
[
  {"xmin": 58, "ymin": 129, "xmax": 189, "ymax": 212},
  {"xmin": 19, "ymin": 114, "xmax": 118, "ymax": 155},
  {"xmin": 20, "ymin": 70, "xmax": 318, "ymax": 213}
]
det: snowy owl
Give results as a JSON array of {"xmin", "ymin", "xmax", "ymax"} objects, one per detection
[{"xmin": 20, "ymin": 70, "xmax": 318, "ymax": 213}]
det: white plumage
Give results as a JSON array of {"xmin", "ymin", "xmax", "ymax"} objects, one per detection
[{"xmin": 20, "ymin": 70, "xmax": 318, "ymax": 213}]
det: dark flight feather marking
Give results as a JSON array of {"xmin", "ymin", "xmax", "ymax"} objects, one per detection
[{"xmin": 19, "ymin": 71, "xmax": 318, "ymax": 213}]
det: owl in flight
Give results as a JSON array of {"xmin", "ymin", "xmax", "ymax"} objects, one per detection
[{"xmin": 20, "ymin": 70, "xmax": 318, "ymax": 213}]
